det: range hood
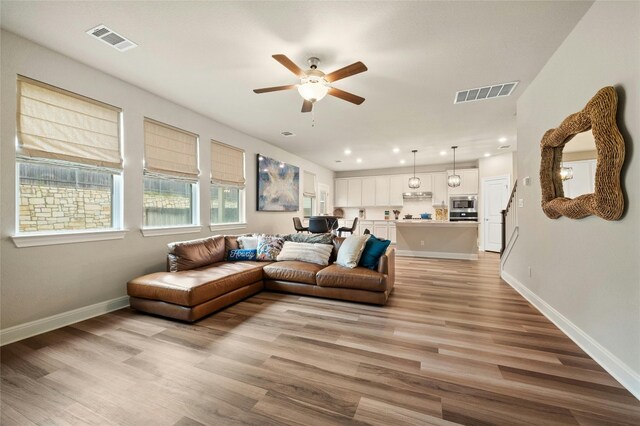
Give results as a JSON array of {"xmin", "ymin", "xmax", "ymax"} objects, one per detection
[{"xmin": 403, "ymin": 191, "xmax": 433, "ymax": 200}]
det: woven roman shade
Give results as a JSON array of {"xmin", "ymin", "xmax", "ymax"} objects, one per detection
[
  {"xmin": 210, "ymin": 141, "xmax": 245, "ymax": 188},
  {"xmin": 16, "ymin": 76, "xmax": 123, "ymax": 170},
  {"xmin": 303, "ymin": 171, "xmax": 317, "ymax": 197},
  {"xmin": 144, "ymin": 118, "xmax": 199, "ymax": 180}
]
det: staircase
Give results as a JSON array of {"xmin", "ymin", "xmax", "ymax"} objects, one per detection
[{"xmin": 501, "ymin": 181, "xmax": 519, "ymax": 269}]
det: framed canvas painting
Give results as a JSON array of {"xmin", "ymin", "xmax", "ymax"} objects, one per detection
[{"xmin": 257, "ymin": 154, "xmax": 299, "ymax": 211}]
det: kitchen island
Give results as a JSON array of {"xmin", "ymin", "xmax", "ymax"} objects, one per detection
[{"xmin": 395, "ymin": 220, "xmax": 479, "ymax": 260}]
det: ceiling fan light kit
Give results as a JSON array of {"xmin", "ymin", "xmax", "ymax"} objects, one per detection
[
  {"xmin": 408, "ymin": 149, "xmax": 421, "ymax": 189},
  {"xmin": 447, "ymin": 146, "xmax": 461, "ymax": 188},
  {"xmin": 253, "ymin": 54, "xmax": 367, "ymax": 113}
]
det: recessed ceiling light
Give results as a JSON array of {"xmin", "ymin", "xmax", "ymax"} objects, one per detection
[
  {"xmin": 356, "ymin": 158, "xmax": 363, "ymax": 163},
  {"xmin": 344, "ymin": 149, "xmax": 352, "ymax": 155},
  {"xmin": 393, "ymin": 148, "xmax": 400, "ymax": 154},
  {"xmin": 440, "ymin": 151, "xmax": 447, "ymax": 156},
  {"xmin": 484, "ymin": 153, "xmax": 491, "ymax": 157},
  {"xmin": 499, "ymin": 137, "xmax": 507, "ymax": 143},
  {"xmin": 400, "ymin": 159, "xmax": 406, "ymax": 164}
]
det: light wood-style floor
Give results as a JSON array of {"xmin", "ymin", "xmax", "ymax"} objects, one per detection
[{"xmin": 2, "ymin": 253, "xmax": 639, "ymax": 425}]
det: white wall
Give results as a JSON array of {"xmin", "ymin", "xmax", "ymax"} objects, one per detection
[
  {"xmin": 478, "ymin": 152, "xmax": 514, "ymax": 249},
  {"xmin": 503, "ymin": 1, "xmax": 639, "ymax": 396},
  {"xmin": 0, "ymin": 31, "xmax": 333, "ymax": 330}
]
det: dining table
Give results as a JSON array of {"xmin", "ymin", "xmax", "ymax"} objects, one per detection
[{"xmin": 309, "ymin": 215, "xmax": 340, "ymax": 233}]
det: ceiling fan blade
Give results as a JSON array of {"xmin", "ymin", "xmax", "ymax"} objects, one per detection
[
  {"xmin": 272, "ymin": 54, "xmax": 306, "ymax": 78},
  {"xmin": 324, "ymin": 61, "xmax": 368, "ymax": 83},
  {"xmin": 253, "ymin": 84, "xmax": 297, "ymax": 94},
  {"xmin": 327, "ymin": 87, "xmax": 365, "ymax": 105},
  {"xmin": 301, "ymin": 99, "xmax": 313, "ymax": 113}
]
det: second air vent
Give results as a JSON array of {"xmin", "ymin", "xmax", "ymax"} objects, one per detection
[
  {"xmin": 454, "ymin": 81, "xmax": 518, "ymax": 104},
  {"xmin": 86, "ymin": 25, "xmax": 137, "ymax": 52}
]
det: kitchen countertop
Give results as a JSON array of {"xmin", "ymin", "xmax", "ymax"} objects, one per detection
[{"xmin": 394, "ymin": 220, "xmax": 478, "ymax": 227}]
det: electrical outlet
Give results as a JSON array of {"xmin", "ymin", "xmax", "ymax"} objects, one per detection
[
  {"xmin": 420, "ymin": 240, "xmax": 425, "ymax": 246},
  {"xmin": 528, "ymin": 266, "xmax": 532, "ymax": 277},
  {"xmin": 518, "ymin": 198, "xmax": 524, "ymax": 208}
]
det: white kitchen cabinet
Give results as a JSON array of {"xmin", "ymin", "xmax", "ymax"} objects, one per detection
[
  {"xmin": 374, "ymin": 223, "xmax": 388, "ymax": 240},
  {"xmin": 347, "ymin": 178, "xmax": 362, "ymax": 207},
  {"xmin": 431, "ymin": 172, "xmax": 448, "ymax": 206},
  {"xmin": 359, "ymin": 220, "xmax": 374, "ymax": 236},
  {"xmin": 389, "ymin": 175, "xmax": 404, "ymax": 206},
  {"xmin": 335, "ymin": 179, "xmax": 349, "ymax": 207},
  {"xmin": 361, "ymin": 177, "xmax": 376, "ymax": 206},
  {"xmin": 403, "ymin": 173, "xmax": 432, "ymax": 192},
  {"xmin": 374, "ymin": 176, "xmax": 390, "ymax": 206},
  {"xmin": 388, "ymin": 223, "xmax": 397, "ymax": 243},
  {"xmin": 447, "ymin": 168, "xmax": 479, "ymax": 195}
]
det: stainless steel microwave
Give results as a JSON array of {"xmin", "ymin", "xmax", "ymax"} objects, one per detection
[{"xmin": 450, "ymin": 195, "xmax": 477, "ymax": 212}]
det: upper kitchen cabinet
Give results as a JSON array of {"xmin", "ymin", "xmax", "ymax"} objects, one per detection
[
  {"xmin": 402, "ymin": 173, "xmax": 432, "ymax": 193},
  {"xmin": 335, "ymin": 179, "xmax": 349, "ymax": 207},
  {"xmin": 361, "ymin": 177, "xmax": 376, "ymax": 206},
  {"xmin": 446, "ymin": 168, "xmax": 479, "ymax": 195},
  {"xmin": 432, "ymin": 172, "xmax": 448, "ymax": 206},
  {"xmin": 347, "ymin": 178, "xmax": 362, "ymax": 207},
  {"xmin": 389, "ymin": 175, "xmax": 404, "ymax": 206},
  {"xmin": 374, "ymin": 176, "xmax": 390, "ymax": 206}
]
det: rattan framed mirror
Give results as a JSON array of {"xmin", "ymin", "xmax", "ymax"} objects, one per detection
[{"xmin": 540, "ymin": 86, "xmax": 625, "ymax": 220}]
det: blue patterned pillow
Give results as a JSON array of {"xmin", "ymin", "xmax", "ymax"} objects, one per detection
[
  {"xmin": 256, "ymin": 235, "xmax": 285, "ymax": 261},
  {"xmin": 227, "ymin": 249, "xmax": 257, "ymax": 261}
]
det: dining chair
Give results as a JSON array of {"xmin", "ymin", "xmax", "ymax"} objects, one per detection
[
  {"xmin": 337, "ymin": 217, "xmax": 358, "ymax": 236},
  {"xmin": 293, "ymin": 217, "xmax": 309, "ymax": 233},
  {"xmin": 308, "ymin": 217, "xmax": 329, "ymax": 234}
]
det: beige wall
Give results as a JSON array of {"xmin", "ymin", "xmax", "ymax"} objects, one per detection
[
  {"xmin": 0, "ymin": 31, "xmax": 334, "ymax": 329},
  {"xmin": 503, "ymin": 0, "xmax": 639, "ymax": 391},
  {"xmin": 478, "ymin": 152, "xmax": 514, "ymax": 249}
]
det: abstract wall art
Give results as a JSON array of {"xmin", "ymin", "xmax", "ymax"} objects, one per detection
[{"xmin": 257, "ymin": 154, "xmax": 299, "ymax": 211}]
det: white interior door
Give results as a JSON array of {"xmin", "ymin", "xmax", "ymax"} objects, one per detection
[{"xmin": 482, "ymin": 176, "xmax": 510, "ymax": 252}]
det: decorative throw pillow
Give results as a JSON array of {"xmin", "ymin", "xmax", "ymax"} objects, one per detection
[
  {"xmin": 276, "ymin": 242, "xmax": 333, "ymax": 265},
  {"xmin": 256, "ymin": 235, "xmax": 285, "ymax": 261},
  {"xmin": 336, "ymin": 234, "xmax": 370, "ymax": 268},
  {"xmin": 237, "ymin": 235, "xmax": 259, "ymax": 250},
  {"xmin": 359, "ymin": 234, "xmax": 391, "ymax": 270},
  {"xmin": 227, "ymin": 249, "xmax": 257, "ymax": 261},
  {"xmin": 284, "ymin": 233, "xmax": 334, "ymax": 244}
]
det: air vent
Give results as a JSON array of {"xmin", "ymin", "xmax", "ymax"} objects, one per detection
[
  {"xmin": 498, "ymin": 144, "xmax": 511, "ymax": 150},
  {"xmin": 454, "ymin": 81, "xmax": 518, "ymax": 104},
  {"xmin": 86, "ymin": 25, "xmax": 137, "ymax": 52},
  {"xmin": 280, "ymin": 131, "xmax": 296, "ymax": 137}
]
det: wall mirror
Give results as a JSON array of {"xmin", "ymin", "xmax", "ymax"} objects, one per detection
[{"xmin": 540, "ymin": 86, "xmax": 624, "ymax": 220}]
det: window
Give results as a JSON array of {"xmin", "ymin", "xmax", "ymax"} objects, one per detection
[
  {"xmin": 303, "ymin": 171, "xmax": 317, "ymax": 218},
  {"xmin": 210, "ymin": 141, "xmax": 245, "ymax": 225},
  {"xmin": 143, "ymin": 118, "xmax": 199, "ymax": 228},
  {"xmin": 16, "ymin": 76, "xmax": 123, "ymax": 234}
]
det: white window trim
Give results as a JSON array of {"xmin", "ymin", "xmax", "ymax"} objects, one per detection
[
  {"xmin": 140, "ymin": 225, "xmax": 202, "ymax": 237},
  {"xmin": 12, "ymin": 229, "xmax": 128, "ymax": 248},
  {"xmin": 209, "ymin": 223, "xmax": 247, "ymax": 232}
]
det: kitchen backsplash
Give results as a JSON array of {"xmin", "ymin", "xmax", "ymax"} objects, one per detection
[{"xmin": 341, "ymin": 199, "xmax": 436, "ymax": 220}]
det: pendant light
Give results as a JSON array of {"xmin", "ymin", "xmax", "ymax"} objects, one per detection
[
  {"xmin": 447, "ymin": 146, "xmax": 461, "ymax": 188},
  {"xmin": 408, "ymin": 150, "xmax": 421, "ymax": 189}
]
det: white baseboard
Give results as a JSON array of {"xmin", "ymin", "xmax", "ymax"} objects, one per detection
[
  {"xmin": 396, "ymin": 249, "xmax": 478, "ymax": 260},
  {"xmin": 501, "ymin": 270, "xmax": 640, "ymax": 400},
  {"xmin": 0, "ymin": 295, "xmax": 130, "ymax": 346}
]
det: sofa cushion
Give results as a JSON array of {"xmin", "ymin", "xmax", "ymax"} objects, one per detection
[
  {"xmin": 284, "ymin": 233, "xmax": 334, "ymax": 244},
  {"xmin": 316, "ymin": 264, "xmax": 386, "ymax": 292},
  {"xmin": 335, "ymin": 235, "xmax": 370, "ymax": 268},
  {"xmin": 224, "ymin": 234, "xmax": 253, "ymax": 259},
  {"xmin": 167, "ymin": 235, "xmax": 226, "ymax": 272},
  {"xmin": 276, "ymin": 242, "xmax": 333, "ymax": 266},
  {"xmin": 128, "ymin": 261, "xmax": 266, "ymax": 306},
  {"xmin": 256, "ymin": 235, "xmax": 285, "ymax": 261},
  {"xmin": 262, "ymin": 261, "xmax": 324, "ymax": 285}
]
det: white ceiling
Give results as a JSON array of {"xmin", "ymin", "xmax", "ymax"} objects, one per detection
[{"xmin": 0, "ymin": 1, "xmax": 592, "ymax": 171}]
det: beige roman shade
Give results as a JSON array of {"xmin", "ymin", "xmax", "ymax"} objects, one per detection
[
  {"xmin": 144, "ymin": 118, "xmax": 199, "ymax": 180},
  {"xmin": 303, "ymin": 171, "xmax": 317, "ymax": 197},
  {"xmin": 17, "ymin": 76, "xmax": 123, "ymax": 170},
  {"xmin": 210, "ymin": 141, "xmax": 245, "ymax": 188}
]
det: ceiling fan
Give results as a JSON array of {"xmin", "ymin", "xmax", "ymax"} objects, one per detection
[{"xmin": 253, "ymin": 54, "xmax": 368, "ymax": 113}]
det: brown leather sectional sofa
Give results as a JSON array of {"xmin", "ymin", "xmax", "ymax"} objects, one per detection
[{"xmin": 127, "ymin": 234, "xmax": 395, "ymax": 322}]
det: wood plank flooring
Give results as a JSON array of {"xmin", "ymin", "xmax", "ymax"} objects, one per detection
[{"xmin": 2, "ymin": 253, "xmax": 639, "ymax": 425}]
